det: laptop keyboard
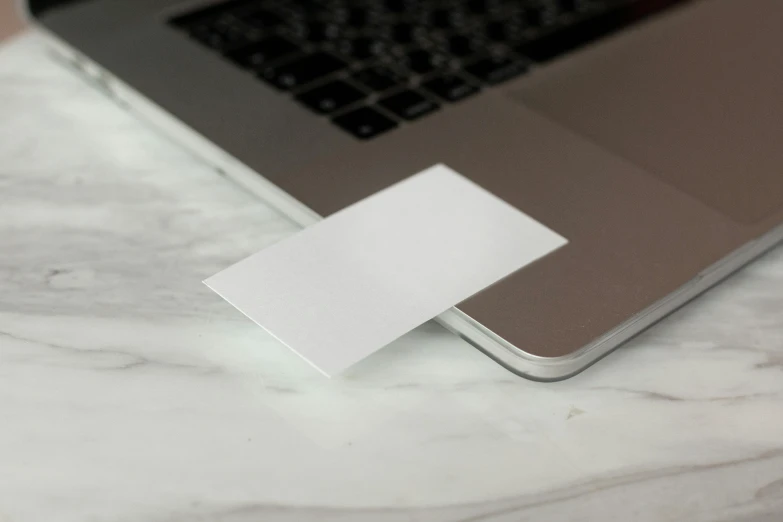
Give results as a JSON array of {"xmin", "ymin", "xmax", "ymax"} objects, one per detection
[{"xmin": 169, "ymin": 0, "xmax": 689, "ymax": 140}]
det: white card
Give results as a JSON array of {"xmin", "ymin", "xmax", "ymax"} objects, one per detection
[{"xmin": 205, "ymin": 164, "xmax": 567, "ymax": 376}]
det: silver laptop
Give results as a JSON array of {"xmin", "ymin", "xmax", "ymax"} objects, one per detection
[{"xmin": 25, "ymin": 0, "xmax": 783, "ymax": 380}]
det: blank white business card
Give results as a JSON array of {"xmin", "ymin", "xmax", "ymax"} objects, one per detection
[{"xmin": 205, "ymin": 164, "xmax": 567, "ymax": 376}]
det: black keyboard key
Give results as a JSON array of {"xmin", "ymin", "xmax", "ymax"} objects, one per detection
[
  {"xmin": 291, "ymin": 21, "xmax": 342, "ymax": 41},
  {"xmin": 323, "ymin": 22, "xmax": 344, "ymax": 41},
  {"xmin": 304, "ymin": 21, "xmax": 329, "ymax": 42},
  {"xmin": 422, "ymin": 74, "xmax": 480, "ymax": 102},
  {"xmin": 467, "ymin": 0, "xmax": 488, "ymax": 14},
  {"xmin": 503, "ymin": 19, "xmax": 528, "ymax": 43},
  {"xmin": 284, "ymin": 21, "xmax": 333, "ymax": 42},
  {"xmin": 384, "ymin": 0, "xmax": 406, "ymax": 13},
  {"xmin": 189, "ymin": 20, "xmax": 257, "ymax": 52},
  {"xmin": 487, "ymin": 17, "xmax": 525, "ymax": 42},
  {"xmin": 485, "ymin": 20, "xmax": 506, "ymax": 41},
  {"xmin": 449, "ymin": 9, "xmax": 470, "ymax": 30},
  {"xmin": 368, "ymin": 39, "xmax": 392, "ymax": 58},
  {"xmin": 296, "ymin": 80, "xmax": 367, "ymax": 114},
  {"xmin": 242, "ymin": 10, "xmax": 283, "ymax": 31},
  {"xmin": 559, "ymin": 0, "xmax": 579, "ymax": 13},
  {"xmin": 333, "ymin": 107, "xmax": 398, "ymax": 139},
  {"xmin": 405, "ymin": 50, "xmax": 442, "ymax": 75},
  {"xmin": 429, "ymin": 9, "xmax": 452, "ymax": 28},
  {"xmin": 329, "ymin": 5, "xmax": 350, "ymax": 23},
  {"xmin": 334, "ymin": 37, "xmax": 374, "ymax": 60},
  {"xmin": 379, "ymin": 90, "xmax": 439, "ymax": 120},
  {"xmin": 390, "ymin": 23, "xmax": 414, "ymax": 44},
  {"xmin": 446, "ymin": 35, "xmax": 478, "ymax": 57},
  {"xmin": 228, "ymin": 36, "xmax": 300, "ymax": 67},
  {"xmin": 260, "ymin": 52, "xmax": 347, "ymax": 89},
  {"xmin": 523, "ymin": 5, "xmax": 547, "ymax": 27},
  {"xmin": 352, "ymin": 66, "xmax": 404, "ymax": 91},
  {"xmin": 347, "ymin": 7, "xmax": 368, "ymax": 27},
  {"xmin": 465, "ymin": 55, "xmax": 529, "ymax": 84},
  {"xmin": 353, "ymin": 38, "xmax": 375, "ymax": 59}
]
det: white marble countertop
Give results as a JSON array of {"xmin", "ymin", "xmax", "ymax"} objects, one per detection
[{"xmin": 1, "ymin": 32, "xmax": 783, "ymax": 522}]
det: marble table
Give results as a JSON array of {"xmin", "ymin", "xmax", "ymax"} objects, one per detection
[{"xmin": 1, "ymin": 31, "xmax": 783, "ymax": 522}]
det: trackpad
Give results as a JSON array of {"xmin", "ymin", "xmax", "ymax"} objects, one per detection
[{"xmin": 511, "ymin": 0, "xmax": 783, "ymax": 224}]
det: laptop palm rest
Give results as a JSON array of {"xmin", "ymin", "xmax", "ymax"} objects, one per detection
[{"xmin": 510, "ymin": 0, "xmax": 783, "ymax": 225}]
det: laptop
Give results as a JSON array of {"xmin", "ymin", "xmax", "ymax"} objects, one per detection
[{"xmin": 24, "ymin": 0, "xmax": 783, "ymax": 380}]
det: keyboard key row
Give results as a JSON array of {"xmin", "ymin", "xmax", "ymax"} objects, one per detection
[
  {"xmin": 330, "ymin": 71, "xmax": 481, "ymax": 138},
  {"xmin": 260, "ymin": 52, "xmax": 347, "ymax": 89},
  {"xmin": 227, "ymin": 35, "xmax": 300, "ymax": 67}
]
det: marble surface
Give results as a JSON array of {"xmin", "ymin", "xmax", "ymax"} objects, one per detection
[{"xmin": 1, "ymin": 31, "xmax": 783, "ymax": 522}]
